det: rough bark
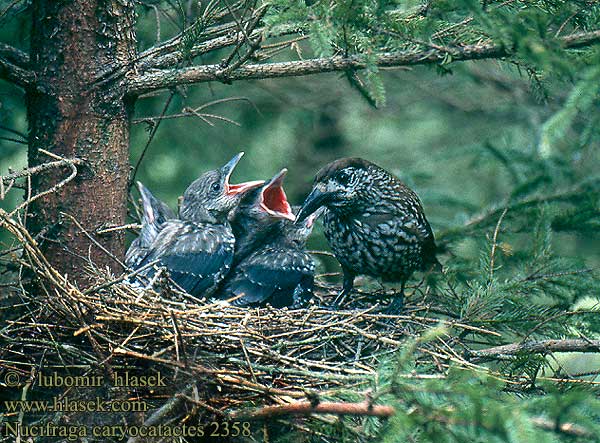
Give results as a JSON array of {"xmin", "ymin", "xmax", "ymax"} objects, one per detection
[{"xmin": 26, "ymin": 0, "xmax": 137, "ymax": 285}]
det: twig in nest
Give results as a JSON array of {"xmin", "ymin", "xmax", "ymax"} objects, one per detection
[{"xmin": 127, "ymin": 384, "xmax": 195, "ymax": 443}]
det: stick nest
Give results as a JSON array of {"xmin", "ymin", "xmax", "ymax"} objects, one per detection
[{"xmin": 0, "ymin": 208, "xmax": 464, "ymax": 436}]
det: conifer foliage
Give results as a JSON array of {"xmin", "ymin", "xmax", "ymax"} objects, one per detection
[{"xmin": 0, "ymin": 1, "xmax": 599, "ymax": 442}]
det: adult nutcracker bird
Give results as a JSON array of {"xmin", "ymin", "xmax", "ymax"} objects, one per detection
[
  {"xmin": 229, "ymin": 168, "xmax": 295, "ymax": 264},
  {"xmin": 296, "ymin": 157, "xmax": 439, "ymax": 310},
  {"xmin": 125, "ymin": 181, "xmax": 176, "ymax": 268},
  {"xmin": 134, "ymin": 152, "xmax": 264, "ymax": 297},
  {"xmin": 223, "ymin": 208, "xmax": 323, "ymax": 308}
]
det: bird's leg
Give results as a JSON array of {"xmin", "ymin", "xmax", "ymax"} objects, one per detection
[
  {"xmin": 332, "ymin": 270, "xmax": 354, "ymax": 308},
  {"xmin": 387, "ymin": 280, "xmax": 405, "ymax": 314}
]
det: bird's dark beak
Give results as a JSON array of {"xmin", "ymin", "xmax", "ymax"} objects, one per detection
[
  {"xmin": 259, "ymin": 168, "xmax": 295, "ymax": 221},
  {"xmin": 221, "ymin": 152, "xmax": 264, "ymax": 196},
  {"xmin": 296, "ymin": 184, "xmax": 333, "ymax": 222}
]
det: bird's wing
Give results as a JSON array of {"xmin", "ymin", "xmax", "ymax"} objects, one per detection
[
  {"xmin": 125, "ymin": 238, "xmax": 145, "ymax": 268},
  {"xmin": 227, "ymin": 248, "xmax": 314, "ymax": 307},
  {"xmin": 362, "ymin": 212, "xmax": 433, "ymax": 243},
  {"xmin": 140, "ymin": 221, "xmax": 234, "ymax": 296},
  {"xmin": 362, "ymin": 212, "xmax": 438, "ymax": 269},
  {"xmin": 137, "ymin": 182, "xmax": 176, "ymax": 248}
]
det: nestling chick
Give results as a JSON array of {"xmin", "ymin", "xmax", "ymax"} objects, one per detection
[
  {"xmin": 125, "ymin": 181, "xmax": 175, "ymax": 269},
  {"xmin": 133, "ymin": 152, "xmax": 264, "ymax": 297},
  {"xmin": 229, "ymin": 168, "xmax": 295, "ymax": 265},
  {"xmin": 222, "ymin": 207, "xmax": 323, "ymax": 308}
]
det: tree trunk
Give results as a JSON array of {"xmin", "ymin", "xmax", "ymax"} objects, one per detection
[{"xmin": 26, "ymin": 0, "xmax": 136, "ymax": 285}]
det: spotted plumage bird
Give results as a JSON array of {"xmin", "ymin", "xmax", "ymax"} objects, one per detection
[
  {"xmin": 229, "ymin": 168, "xmax": 295, "ymax": 265},
  {"xmin": 222, "ymin": 207, "xmax": 322, "ymax": 308},
  {"xmin": 133, "ymin": 152, "xmax": 264, "ymax": 297},
  {"xmin": 297, "ymin": 157, "xmax": 439, "ymax": 310},
  {"xmin": 125, "ymin": 181, "xmax": 176, "ymax": 269}
]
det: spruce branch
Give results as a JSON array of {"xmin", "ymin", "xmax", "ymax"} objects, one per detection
[
  {"xmin": 0, "ymin": 42, "xmax": 29, "ymax": 67},
  {"xmin": 0, "ymin": 43, "xmax": 33, "ymax": 88},
  {"xmin": 467, "ymin": 339, "xmax": 600, "ymax": 360},
  {"xmin": 136, "ymin": 24, "xmax": 304, "ymax": 72},
  {"xmin": 127, "ymin": 29, "xmax": 600, "ymax": 96},
  {"xmin": 438, "ymin": 180, "xmax": 600, "ymax": 243}
]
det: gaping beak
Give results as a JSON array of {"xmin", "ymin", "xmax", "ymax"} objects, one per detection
[
  {"xmin": 259, "ymin": 168, "xmax": 295, "ymax": 221},
  {"xmin": 221, "ymin": 152, "xmax": 264, "ymax": 196},
  {"xmin": 296, "ymin": 184, "xmax": 333, "ymax": 222}
]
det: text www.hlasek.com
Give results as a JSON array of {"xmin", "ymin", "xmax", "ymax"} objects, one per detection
[{"xmin": 3, "ymin": 397, "xmax": 148, "ymax": 413}]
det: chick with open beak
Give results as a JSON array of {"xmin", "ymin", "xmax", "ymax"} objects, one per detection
[
  {"xmin": 133, "ymin": 152, "xmax": 264, "ymax": 297},
  {"xmin": 228, "ymin": 168, "xmax": 296, "ymax": 265},
  {"xmin": 179, "ymin": 152, "xmax": 264, "ymax": 223},
  {"xmin": 222, "ymin": 206, "xmax": 324, "ymax": 308}
]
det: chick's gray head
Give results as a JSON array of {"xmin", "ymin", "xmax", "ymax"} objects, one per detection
[{"xmin": 180, "ymin": 152, "xmax": 264, "ymax": 223}]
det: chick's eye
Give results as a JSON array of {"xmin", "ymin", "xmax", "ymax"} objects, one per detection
[{"xmin": 211, "ymin": 182, "xmax": 221, "ymax": 193}]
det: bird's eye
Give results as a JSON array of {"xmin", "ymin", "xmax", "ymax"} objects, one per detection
[
  {"xmin": 211, "ymin": 182, "xmax": 221, "ymax": 193},
  {"xmin": 337, "ymin": 170, "xmax": 351, "ymax": 186}
]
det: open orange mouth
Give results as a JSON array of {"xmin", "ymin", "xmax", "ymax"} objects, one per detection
[
  {"xmin": 260, "ymin": 169, "xmax": 295, "ymax": 221},
  {"xmin": 226, "ymin": 180, "xmax": 265, "ymax": 196},
  {"xmin": 221, "ymin": 152, "xmax": 264, "ymax": 196}
]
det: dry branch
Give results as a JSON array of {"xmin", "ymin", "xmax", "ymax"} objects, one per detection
[
  {"xmin": 0, "ymin": 157, "xmax": 84, "ymax": 184},
  {"xmin": 467, "ymin": 339, "xmax": 600, "ymax": 360},
  {"xmin": 0, "ymin": 56, "xmax": 33, "ymax": 88},
  {"xmin": 1, "ymin": 154, "xmax": 83, "ymax": 217},
  {"xmin": 235, "ymin": 400, "xmax": 396, "ymax": 420},
  {"xmin": 0, "ymin": 43, "xmax": 33, "ymax": 87},
  {"xmin": 0, "ymin": 42, "xmax": 29, "ymax": 67},
  {"xmin": 127, "ymin": 29, "xmax": 600, "ymax": 96},
  {"xmin": 128, "ymin": 43, "xmax": 503, "ymax": 95},
  {"xmin": 135, "ymin": 9, "xmax": 299, "ymax": 72}
]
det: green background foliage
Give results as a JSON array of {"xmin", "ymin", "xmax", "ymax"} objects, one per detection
[{"xmin": 1, "ymin": 0, "xmax": 599, "ymax": 441}]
